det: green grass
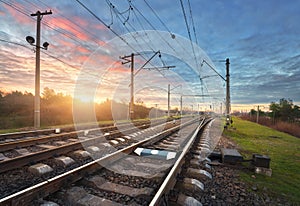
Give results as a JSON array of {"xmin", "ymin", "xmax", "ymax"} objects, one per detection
[{"xmin": 223, "ymin": 117, "xmax": 300, "ymax": 204}]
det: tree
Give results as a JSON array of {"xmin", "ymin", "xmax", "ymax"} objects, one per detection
[{"xmin": 269, "ymin": 98, "xmax": 299, "ymax": 122}]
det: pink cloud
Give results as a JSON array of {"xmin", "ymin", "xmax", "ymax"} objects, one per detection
[
  {"xmin": 49, "ymin": 17, "xmax": 90, "ymax": 41},
  {"xmin": 110, "ymin": 66, "xmax": 130, "ymax": 73},
  {"xmin": 76, "ymin": 55, "xmax": 89, "ymax": 63},
  {"xmin": 92, "ymin": 23, "xmax": 107, "ymax": 31},
  {"xmin": 52, "ymin": 36, "xmax": 77, "ymax": 48},
  {"xmin": 76, "ymin": 46, "xmax": 90, "ymax": 53},
  {"xmin": 72, "ymin": 16, "xmax": 106, "ymax": 31},
  {"xmin": 3, "ymin": 3, "xmax": 32, "ymax": 25}
]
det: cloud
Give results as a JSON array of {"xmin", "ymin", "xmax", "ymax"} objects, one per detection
[
  {"xmin": 48, "ymin": 17, "xmax": 90, "ymax": 41},
  {"xmin": 2, "ymin": 3, "xmax": 33, "ymax": 25}
]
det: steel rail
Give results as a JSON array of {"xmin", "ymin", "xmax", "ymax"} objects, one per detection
[{"xmin": 149, "ymin": 117, "xmax": 211, "ymax": 206}]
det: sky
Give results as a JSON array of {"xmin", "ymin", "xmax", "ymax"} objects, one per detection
[{"xmin": 0, "ymin": 0, "xmax": 300, "ymax": 112}]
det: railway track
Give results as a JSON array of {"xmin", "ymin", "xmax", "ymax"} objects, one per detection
[
  {"xmin": 0, "ymin": 116, "xmax": 217, "ymax": 205},
  {"xmin": 0, "ymin": 119, "xmax": 160, "ymax": 144},
  {"xmin": 0, "ymin": 119, "xmax": 172, "ymax": 173}
]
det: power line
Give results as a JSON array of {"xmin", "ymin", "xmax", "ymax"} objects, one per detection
[
  {"xmin": 0, "ymin": 38, "xmax": 81, "ymax": 71},
  {"xmin": 179, "ymin": 0, "xmax": 200, "ymax": 71},
  {"xmin": 0, "ymin": 0, "xmax": 86, "ymax": 46},
  {"xmin": 143, "ymin": 0, "xmax": 172, "ymax": 34},
  {"xmin": 35, "ymin": 0, "xmax": 103, "ymax": 46},
  {"xmin": 187, "ymin": 0, "xmax": 199, "ymax": 45},
  {"xmin": 0, "ymin": 39, "xmax": 32, "ymax": 50}
]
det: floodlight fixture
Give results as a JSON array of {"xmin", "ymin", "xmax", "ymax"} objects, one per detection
[
  {"xmin": 26, "ymin": 36, "xmax": 35, "ymax": 45},
  {"xmin": 42, "ymin": 42, "xmax": 49, "ymax": 50}
]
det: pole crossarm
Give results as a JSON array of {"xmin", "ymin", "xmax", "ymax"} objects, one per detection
[
  {"xmin": 31, "ymin": 10, "xmax": 52, "ymax": 17},
  {"xmin": 120, "ymin": 53, "xmax": 140, "ymax": 65}
]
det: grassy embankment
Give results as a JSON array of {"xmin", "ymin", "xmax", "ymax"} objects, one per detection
[{"xmin": 223, "ymin": 117, "xmax": 300, "ymax": 204}]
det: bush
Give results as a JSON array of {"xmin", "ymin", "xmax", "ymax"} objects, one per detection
[{"xmin": 240, "ymin": 115, "xmax": 300, "ymax": 138}]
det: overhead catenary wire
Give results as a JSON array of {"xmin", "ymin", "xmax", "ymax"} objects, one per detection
[
  {"xmin": 105, "ymin": 0, "xmax": 157, "ymax": 53},
  {"xmin": 76, "ymin": 0, "xmax": 179, "ymax": 87},
  {"xmin": 133, "ymin": 0, "xmax": 203, "ymax": 90},
  {"xmin": 141, "ymin": 0, "xmax": 209, "ymax": 95},
  {"xmin": 129, "ymin": 1, "xmax": 193, "ymax": 88},
  {"xmin": 179, "ymin": 0, "xmax": 200, "ymax": 71},
  {"xmin": 187, "ymin": 0, "xmax": 199, "ymax": 45}
]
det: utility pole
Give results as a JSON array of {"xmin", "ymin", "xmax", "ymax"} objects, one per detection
[
  {"xmin": 225, "ymin": 58, "xmax": 230, "ymax": 116},
  {"xmin": 120, "ymin": 53, "xmax": 135, "ymax": 119},
  {"xmin": 167, "ymin": 84, "xmax": 181, "ymax": 117},
  {"xmin": 256, "ymin": 105, "xmax": 260, "ymax": 123},
  {"xmin": 120, "ymin": 51, "xmax": 174, "ymax": 120},
  {"xmin": 31, "ymin": 10, "xmax": 52, "ymax": 128},
  {"xmin": 167, "ymin": 84, "xmax": 170, "ymax": 117},
  {"xmin": 180, "ymin": 96, "xmax": 183, "ymax": 117}
]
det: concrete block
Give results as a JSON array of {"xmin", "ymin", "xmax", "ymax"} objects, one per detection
[
  {"xmin": 116, "ymin": 137, "xmax": 126, "ymax": 142},
  {"xmin": 176, "ymin": 178, "xmax": 204, "ymax": 192},
  {"xmin": 123, "ymin": 136, "xmax": 131, "ymax": 140},
  {"xmin": 53, "ymin": 141, "xmax": 67, "ymax": 146},
  {"xmin": 109, "ymin": 140, "xmax": 119, "ymax": 145},
  {"xmin": 68, "ymin": 138, "xmax": 79, "ymax": 142},
  {"xmin": 15, "ymin": 148, "xmax": 31, "ymax": 155},
  {"xmin": 186, "ymin": 168, "xmax": 212, "ymax": 180},
  {"xmin": 253, "ymin": 154, "xmax": 271, "ymax": 168},
  {"xmin": 86, "ymin": 146, "xmax": 100, "ymax": 153},
  {"xmin": 28, "ymin": 163, "xmax": 53, "ymax": 175},
  {"xmin": 55, "ymin": 156, "xmax": 75, "ymax": 166},
  {"xmin": 208, "ymin": 151, "xmax": 222, "ymax": 161},
  {"xmin": 37, "ymin": 144, "xmax": 56, "ymax": 149},
  {"xmin": 177, "ymin": 193, "xmax": 202, "ymax": 206},
  {"xmin": 221, "ymin": 148, "xmax": 243, "ymax": 164},
  {"xmin": 255, "ymin": 167, "xmax": 272, "ymax": 177},
  {"xmin": 40, "ymin": 201, "xmax": 59, "ymax": 206},
  {"xmin": 0, "ymin": 153, "xmax": 9, "ymax": 161},
  {"xmin": 73, "ymin": 150, "xmax": 91, "ymax": 158},
  {"xmin": 190, "ymin": 159, "xmax": 200, "ymax": 168}
]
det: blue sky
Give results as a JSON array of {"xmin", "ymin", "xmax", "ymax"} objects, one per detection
[{"xmin": 0, "ymin": 0, "xmax": 300, "ymax": 111}]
